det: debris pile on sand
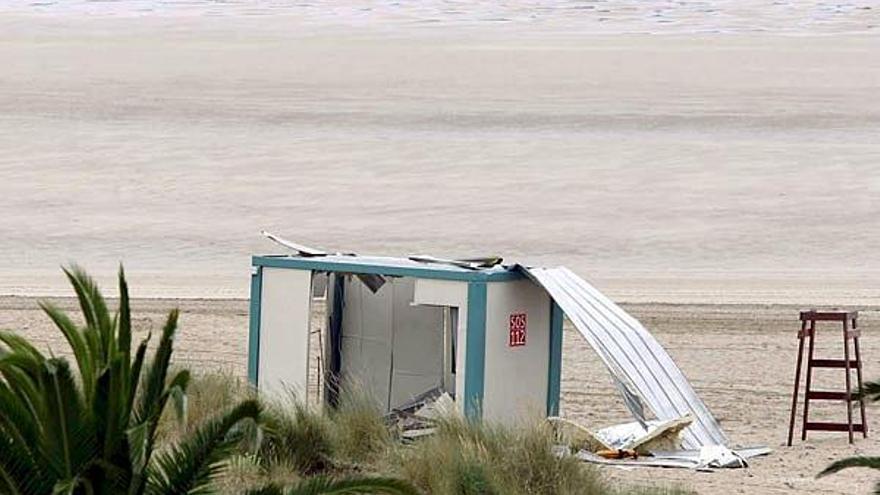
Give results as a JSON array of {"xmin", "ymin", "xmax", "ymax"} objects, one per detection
[{"xmin": 549, "ymin": 415, "xmax": 769, "ymax": 470}]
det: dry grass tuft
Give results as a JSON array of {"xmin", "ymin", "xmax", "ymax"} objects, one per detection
[
  {"xmin": 157, "ymin": 369, "xmax": 253, "ymax": 443},
  {"xmin": 330, "ymin": 388, "xmax": 393, "ymax": 466},
  {"xmin": 391, "ymin": 416, "xmax": 607, "ymax": 495},
  {"xmin": 259, "ymin": 398, "xmax": 337, "ymax": 475},
  {"xmin": 157, "ymin": 373, "xmax": 695, "ymax": 495}
]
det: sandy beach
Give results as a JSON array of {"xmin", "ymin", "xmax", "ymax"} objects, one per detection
[
  {"xmin": 2, "ymin": 3, "xmax": 880, "ymax": 493},
  {"xmin": 2, "ymin": 295, "xmax": 878, "ymax": 494},
  {"xmin": 1, "ymin": 12, "xmax": 879, "ymax": 304}
]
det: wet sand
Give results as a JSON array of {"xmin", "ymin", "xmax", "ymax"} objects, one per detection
[
  {"xmin": 1, "ymin": 15, "xmax": 879, "ymax": 303},
  {"xmin": 3, "ymin": 295, "xmax": 878, "ymax": 494}
]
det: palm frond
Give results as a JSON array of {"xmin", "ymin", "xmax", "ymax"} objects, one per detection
[
  {"xmin": 859, "ymin": 380, "xmax": 880, "ymax": 402},
  {"xmin": 117, "ymin": 266, "xmax": 132, "ymax": 364},
  {"xmin": 135, "ymin": 310, "xmax": 179, "ymax": 426},
  {"xmin": 127, "ymin": 421, "xmax": 151, "ymax": 481},
  {"xmin": 93, "ymin": 356, "xmax": 132, "ymax": 463},
  {"xmin": 62, "ymin": 266, "xmax": 113, "ymax": 363},
  {"xmin": 0, "ymin": 449, "xmax": 52, "ymax": 495},
  {"xmin": 818, "ymin": 456, "xmax": 880, "ymax": 478},
  {"xmin": 0, "ymin": 364, "xmax": 42, "ymax": 423},
  {"xmin": 145, "ymin": 400, "xmax": 261, "ymax": 495},
  {"xmin": 281, "ymin": 476, "xmax": 421, "ymax": 495},
  {"xmin": 38, "ymin": 302, "xmax": 97, "ymax": 400},
  {"xmin": 0, "ymin": 383, "xmax": 40, "ymax": 456},
  {"xmin": 37, "ymin": 359, "xmax": 95, "ymax": 481},
  {"xmin": 165, "ymin": 370, "xmax": 191, "ymax": 430},
  {"xmin": 128, "ymin": 336, "xmax": 150, "ymax": 413},
  {"xmin": 52, "ymin": 474, "xmax": 93, "ymax": 495},
  {"xmin": 0, "ymin": 331, "xmax": 46, "ymax": 364},
  {"xmin": 242, "ymin": 484, "xmax": 284, "ymax": 495},
  {"xmin": 0, "ymin": 420, "xmax": 47, "ymax": 495}
]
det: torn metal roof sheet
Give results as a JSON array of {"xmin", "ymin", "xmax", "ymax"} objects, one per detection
[{"xmin": 524, "ymin": 266, "xmax": 729, "ymax": 449}]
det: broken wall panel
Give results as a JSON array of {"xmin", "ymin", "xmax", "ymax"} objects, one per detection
[
  {"xmin": 337, "ymin": 275, "xmax": 445, "ymax": 412},
  {"xmin": 389, "ymin": 278, "xmax": 445, "ymax": 409}
]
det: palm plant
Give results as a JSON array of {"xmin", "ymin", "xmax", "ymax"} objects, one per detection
[
  {"xmin": 244, "ymin": 477, "xmax": 419, "ymax": 495},
  {"xmin": 0, "ymin": 266, "xmax": 260, "ymax": 494},
  {"xmin": 818, "ymin": 378, "xmax": 880, "ymax": 493}
]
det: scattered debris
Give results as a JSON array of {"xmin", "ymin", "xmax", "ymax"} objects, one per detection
[
  {"xmin": 386, "ymin": 388, "xmax": 459, "ymax": 442},
  {"xmin": 415, "ymin": 392, "xmax": 457, "ymax": 420},
  {"xmin": 261, "ymin": 230, "xmax": 387, "ymax": 292},
  {"xmin": 575, "ymin": 445, "xmax": 761, "ymax": 471},
  {"xmin": 595, "ymin": 416, "xmax": 694, "ymax": 454},
  {"xmin": 549, "ymin": 416, "xmax": 615, "ymax": 453},
  {"xmin": 550, "ymin": 415, "xmax": 769, "ymax": 470},
  {"xmin": 550, "ymin": 415, "xmax": 693, "ymax": 456},
  {"xmin": 409, "ymin": 254, "xmax": 503, "ymax": 270},
  {"xmin": 261, "ymin": 230, "xmax": 327, "ymax": 257}
]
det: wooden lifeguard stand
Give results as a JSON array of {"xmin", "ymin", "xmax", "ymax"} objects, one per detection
[{"xmin": 787, "ymin": 310, "xmax": 867, "ymax": 445}]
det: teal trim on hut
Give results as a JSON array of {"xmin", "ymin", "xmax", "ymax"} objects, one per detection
[
  {"xmin": 247, "ymin": 265, "xmax": 263, "ymax": 385},
  {"xmin": 464, "ymin": 281, "xmax": 488, "ymax": 420},
  {"xmin": 547, "ymin": 300, "xmax": 564, "ymax": 416}
]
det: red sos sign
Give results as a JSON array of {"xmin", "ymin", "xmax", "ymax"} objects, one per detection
[{"xmin": 509, "ymin": 313, "xmax": 527, "ymax": 347}]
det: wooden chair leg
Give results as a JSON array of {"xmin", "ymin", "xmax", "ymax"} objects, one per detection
[
  {"xmin": 854, "ymin": 319, "xmax": 868, "ymax": 438},
  {"xmin": 844, "ymin": 318, "xmax": 855, "ymax": 444},
  {"xmin": 802, "ymin": 320, "xmax": 816, "ymax": 441},
  {"xmin": 788, "ymin": 320, "xmax": 807, "ymax": 446}
]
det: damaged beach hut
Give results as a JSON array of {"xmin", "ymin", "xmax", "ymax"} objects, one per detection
[{"xmin": 248, "ymin": 235, "xmax": 762, "ymax": 466}]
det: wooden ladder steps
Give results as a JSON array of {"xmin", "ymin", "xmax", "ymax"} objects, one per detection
[
  {"xmin": 805, "ymin": 422, "xmax": 867, "ymax": 433},
  {"xmin": 806, "ymin": 391, "xmax": 858, "ymax": 401}
]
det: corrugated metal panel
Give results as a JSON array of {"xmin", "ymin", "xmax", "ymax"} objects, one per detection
[{"xmin": 524, "ymin": 266, "xmax": 728, "ymax": 449}]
